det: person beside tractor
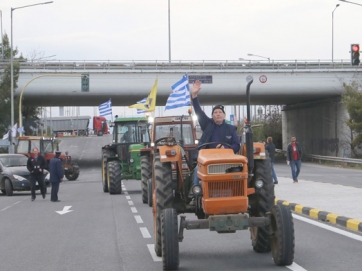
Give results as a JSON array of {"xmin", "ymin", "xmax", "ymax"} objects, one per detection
[
  {"xmin": 286, "ymin": 135, "xmax": 303, "ymax": 183},
  {"xmin": 26, "ymin": 147, "xmax": 47, "ymax": 201},
  {"xmin": 265, "ymin": 136, "xmax": 279, "ymax": 184},
  {"xmin": 191, "ymin": 80, "xmax": 240, "ymax": 185},
  {"xmin": 49, "ymin": 151, "xmax": 64, "ymax": 202}
]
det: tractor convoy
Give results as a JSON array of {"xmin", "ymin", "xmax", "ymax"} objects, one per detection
[{"xmin": 100, "ymin": 79, "xmax": 295, "ymax": 270}]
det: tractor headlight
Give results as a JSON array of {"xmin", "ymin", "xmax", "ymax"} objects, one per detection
[
  {"xmin": 130, "ymin": 158, "xmax": 134, "ymax": 163},
  {"xmin": 151, "ymin": 142, "xmax": 155, "ymax": 147},
  {"xmin": 192, "ymin": 185, "xmax": 202, "ymax": 195},
  {"xmin": 255, "ymin": 179, "xmax": 264, "ymax": 189}
]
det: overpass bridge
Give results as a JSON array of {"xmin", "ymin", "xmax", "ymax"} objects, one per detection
[
  {"xmin": 4, "ymin": 59, "xmax": 361, "ymax": 157},
  {"xmin": 12, "ymin": 59, "xmax": 361, "ymax": 107}
]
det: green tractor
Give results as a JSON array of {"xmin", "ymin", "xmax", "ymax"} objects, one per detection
[{"xmin": 101, "ymin": 116, "xmax": 149, "ymax": 194}]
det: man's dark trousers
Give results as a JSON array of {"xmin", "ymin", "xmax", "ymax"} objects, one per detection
[
  {"xmin": 30, "ymin": 174, "xmax": 45, "ymax": 199},
  {"xmin": 51, "ymin": 182, "xmax": 60, "ymax": 201}
]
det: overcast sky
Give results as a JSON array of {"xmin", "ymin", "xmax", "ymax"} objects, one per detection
[{"xmin": 2, "ymin": 0, "xmax": 361, "ymax": 120}]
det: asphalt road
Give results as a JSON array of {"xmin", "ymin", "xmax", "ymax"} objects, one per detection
[{"xmin": 1, "ymin": 136, "xmax": 362, "ymax": 271}]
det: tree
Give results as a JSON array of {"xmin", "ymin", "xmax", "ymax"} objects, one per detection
[
  {"xmin": 341, "ymin": 81, "xmax": 362, "ymax": 157},
  {"xmin": 0, "ymin": 33, "xmax": 40, "ymax": 137}
]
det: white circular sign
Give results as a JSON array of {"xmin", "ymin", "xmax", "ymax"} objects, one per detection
[{"xmin": 259, "ymin": 75, "xmax": 267, "ymax": 83}]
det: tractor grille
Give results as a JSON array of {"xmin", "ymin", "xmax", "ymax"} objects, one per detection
[
  {"xmin": 208, "ymin": 164, "xmax": 242, "ymax": 174},
  {"xmin": 207, "ymin": 180, "xmax": 244, "ymax": 198}
]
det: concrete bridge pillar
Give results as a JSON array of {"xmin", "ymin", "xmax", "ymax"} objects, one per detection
[{"xmin": 282, "ymin": 97, "xmax": 350, "ymax": 157}]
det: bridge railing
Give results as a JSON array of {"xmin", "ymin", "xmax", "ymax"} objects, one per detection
[{"xmin": 0, "ymin": 59, "xmax": 360, "ymax": 71}]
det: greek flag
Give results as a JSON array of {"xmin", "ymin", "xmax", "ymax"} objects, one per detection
[
  {"xmin": 136, "ymin": 97, "xmax": 147, "ymax": 114},
  {"xmin": 99, "ymin": 99, "xmax": 112, "ymax": 116},
  {"xmin": 165, "ymin": 75, "xmax": 190, "ymax": 111}
]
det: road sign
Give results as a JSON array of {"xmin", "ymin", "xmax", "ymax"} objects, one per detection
[
  {"xmin": 188, "ymin": 75, "xmax": 213, "ymax": 84},
  {"xmin": 259, "ymin": 75, "xmax": 267, "ymax": 83}
]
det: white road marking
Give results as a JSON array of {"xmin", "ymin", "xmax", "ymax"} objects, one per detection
[
  {"xmin": 124, "ymin": 191, "xmax": 129, "ymax": 195},
  {"xmin": 140, "ymin": 227, "xmax": 151, "ymax": 238},
  {"xmin": 128, "ymin": 201, "xmax": 134, "ymax": 206},
  {"xmin": 125, "ymin": 196, "xmax": 131, "ymax": 200},
  {"xmin": 134, "ymin": 215, "xmax": 143, "ymax": 223},
  {"xmin": 1, "ymin": 201, "xmax": 22, "ymax": 211},
  {"xmin": 287, "ymin": 262, "xmax": 308, "ymax": 271},
  {"xmin": 130, "ymin": 207, "xmax": 138, "ymax": 213},
  {"xmin": 56, "ymin": 206, "xmax": 73, "ymax": 215},
  {"xmin": 147, "ymin": 244, "xmax": 162, "ymax": 262},
  {"xmin": 293, "ymin": 214, "xmax": 362, "ymax": 242}
]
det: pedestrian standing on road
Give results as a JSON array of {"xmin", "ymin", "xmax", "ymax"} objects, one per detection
[
  {"xmin": 49, "ymin": 151, "xmax": 64, "ymax": 202},
  {"xmin": 286, "ymin": 136, "xmax": 302, "ymax": 183},
  {"xmin": 265, "ymin": 136, "xmax": 279, "ymax": 184},
  {"xmin": 27, "ymin": 147, "xmax": 47, "ymax": 201}
]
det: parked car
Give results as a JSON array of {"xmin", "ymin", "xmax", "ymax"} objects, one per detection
[{"xmin": 0, "ymin": 154, "xmax": 50, "ymax": 196}]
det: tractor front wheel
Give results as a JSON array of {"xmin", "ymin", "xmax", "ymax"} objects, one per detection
[
  {"xmin": 65, "ymin": 162, "xmax": 80, "ymax": 181},
  {"xmin": 101, "ymin": 149, "xmax": 113, "ymax": 192},
  {"xmin": 270, "ymin": 204, "xmax": 295, "ymax": 266},
  {"xmin": 107, "ymin": 160, "xmax": 122, "ymax": 194},
  {"xmin": 153, "ymin": 154, "xmax": 173, "ymax": 257},
  {"xmin": 161, "ymin": 208, "xmax": 179, "ymax": 270}
]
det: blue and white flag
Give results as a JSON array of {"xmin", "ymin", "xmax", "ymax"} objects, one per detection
[
  {"xmin": 136, "ymin": 97, "xmax": 147, "ymax": 114},
  {"xmin": 165, "ymin": 75, "xmax": 190, "ymax": 111},
  {"xmin": 99, "ymin": 99, "xmax": 112, "ymax": 116}
]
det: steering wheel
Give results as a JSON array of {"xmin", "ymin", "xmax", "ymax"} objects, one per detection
[
  {"xmin": 154, "ymin": 136, "xmax": 177, "ymax": 146},
  {"xmin": 196, "ymin": 142, "xmax": 231, "ymax": 151}
]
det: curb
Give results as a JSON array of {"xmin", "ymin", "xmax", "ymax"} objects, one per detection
[{"xmin": 275, "ymin": 198, "xmax": 362, "ymax": 233}]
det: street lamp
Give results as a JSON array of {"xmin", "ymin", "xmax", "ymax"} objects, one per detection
[
  {"xmin": 168, "ymin": 0, "xmax": 171, "ymax": 63},
  {"xmin": 332, "ymin": 4, "xmax": 340, "ymax": 64},
  {"xmin": 338, "ymin": 0, "xmax": 362, "ymax": 6},
  {"xmin": 247, "ymin": 53, "xmax": 270, "ymax": 62},
  {"xmin": 10, "ymin": 1, "xmax": 53, "ymax": 152},
  {"xmin": 0, "ymin": 10, "xmax": 3, "ymax": 59}
]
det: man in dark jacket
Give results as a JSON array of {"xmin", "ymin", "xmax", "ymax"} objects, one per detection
[
  {"xmin": 49, "ymin": 151, "xmax": 64, "ymax": 202},
  {"xmin": 265, "ymin": 136, "xmax": 278, "ymax": 184},
  {"xmin": 191, "ymin": 80, "xmax": 240, "ymax": 185},
  {"xmin": 286, "ymin": 136, "xmax": 302, "ymax": 183},
  {"xmin": 27, "ymin": 147, "xmax": 47, "ymax": 201}
]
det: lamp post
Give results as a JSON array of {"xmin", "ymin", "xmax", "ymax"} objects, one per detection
[
  {"xmin": 168, "ymin": 0, "xmax": 171, "ymax": 63},
  {"xmin": 0, "ymin": 10, "xmax": 3, "ymax": 59},
  {"xmin": 247, "ymin": 53, "xmax": 270, "ymax": 62},
  {"xmin": 332, "ymin": 4, "xmax": 340, "ymax": 64},
  {"xmin": 10, "ymin": 1, "xmax": 53, "ymax": 152},
  {"xmin": 339, "ymin": 0, "xmax": 362, "ymax": 6}
]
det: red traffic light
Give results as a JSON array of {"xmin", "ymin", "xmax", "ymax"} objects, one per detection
[{"xmin": 352, "ymin": 44, "xmax": 360, "ymax": 52}]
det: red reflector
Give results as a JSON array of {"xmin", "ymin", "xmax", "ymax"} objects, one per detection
[{"xmin": 165, "ymin": 150, "xmax": 176, "ymax": 156}]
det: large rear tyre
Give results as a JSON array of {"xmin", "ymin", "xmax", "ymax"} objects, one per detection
[
  {"xmin": 5, "ymin": 178, "xmax": 13, "ymax": 196},
  {"xmin": 249, "ymin": 159, "xmax": 275, "ymax": 253},
  {"xmin": 161, "ymin": 208, "xmax": 179, "ymax": 270},
  {"xmin": 153, "ymin": 154, "xmax": 173, "ymax": 257},
  {"xmin": 108, "ymin": 161, "xmax": 122, "ymax": 194},
  {"xmin": 65, "ymin": 162, "xmax": 80, "ymax": 180},
  {"xmin": 101, "ymin": 149, "xmax": 113, "ymax": 192},
  {"xmin": 141, "ymin": 155, "xmax": 151, "ymax": 204},
  {"xmin": 271, "ymin": 204, "xmax": 295, "ymax": 266}
]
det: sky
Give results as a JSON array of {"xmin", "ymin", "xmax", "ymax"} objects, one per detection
[{"xmin": 2, "ymin": 0, "xmax": 362, "ymax": 121}]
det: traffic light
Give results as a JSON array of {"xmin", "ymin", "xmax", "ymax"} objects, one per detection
[
  {"xmin": 351, "ymin": 44, "xmax": 360, "ymax": 66},
  {"xmin": 81, "ymin": 74, "xmax": 89, "ymax": 92}
]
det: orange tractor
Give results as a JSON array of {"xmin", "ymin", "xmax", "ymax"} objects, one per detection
[
  {"xmin": 140, "ymin": 114, "xmax": 198, "ymax": 206},
  {"xmin": 152, "ymin": 78, "xmax": 295, "ymax": 270},
  {"xmin": 15, "ymin": 136, "xmax": 80, "ymax": 180}
]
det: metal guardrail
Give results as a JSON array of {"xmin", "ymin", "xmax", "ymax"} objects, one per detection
[
  {"xmin": 0, "ymin": 59, "xmax": 360, "ymax": 71},
  {"xmin": 276, "ymin": 149, "xmax": 362, "ymax": 165},
  {"xmin": 304, "ymin": 154, "xmax": 362, "ymax": 165}
]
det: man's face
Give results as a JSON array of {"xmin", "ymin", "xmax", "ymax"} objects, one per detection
[
  {"xmin": 212, "ymin": 109, "xmax": 225, "ymax": 125},
  {"xmin": 291, "ymin": 137, "xmax": 296, "ymax": 142},
  {"xmin": 32, "ymin": 148, "xmax": 39, "ymax": 156}
]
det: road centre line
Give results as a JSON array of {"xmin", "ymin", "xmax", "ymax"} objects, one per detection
[
  {"xmin": 134, "ymin": 215, "xmax": 143, "ymax": 223},
  {"xmin": 287, "ymin": 262, "xmax": 308, "ymax": 271},
  {"xmin": 293, "ymin": 214, "xmax": 362, "ymax": 242},
  {"xmin": 128, "ymin": 201, "xmax": 134, "ymax": 206},
  {"xmin": 130, "ymin": 207, "xmax": 138, "ymax": 213},
  {"xmin": 140, "ymin": 227, "xmax": 151, "ymax": 238},
  {"xmin": 126, "ymin": 196, "xmax": 131, "ymax": 200},
  {"xmin": 147, "ymin": 244, "xmax": 162, "ymax": 261}
]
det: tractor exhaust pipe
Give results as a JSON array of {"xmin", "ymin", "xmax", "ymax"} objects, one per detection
[{"xmin": 245, "ymin": 78, "xmax": 254, "ymax": 176}]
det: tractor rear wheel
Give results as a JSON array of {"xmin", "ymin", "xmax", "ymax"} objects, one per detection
[
  {"xmin": 107, "ymin": 160, "xmax": 122, "ymax": 194},
  {"xmin": 161, "ymin": 208, "xmax": 179, "ymax": 270},
  {"xmin": 153, "ymin": 154, "xmax": 173, "ymax": 257},
  {"xmin": 148, "ymin": 178, "xmax": 153, "ymax": 207},
  {"xmin": 249, "ymin": 159, "xmax": 275, "ymax": 253},
  {"xmin": 270, "ymin": 204, "xmax": 295, "ymax": 266},
  {"xmin": 141, "ymin": 155, "xmax": 151, "ymax": 204},
  {"xmin": 101, "ymin": 149, "xmax": 113, "ymax": 192},
  {"xmin": 65, "ymin": 162, "xmax": 80, "ymax": 180}
]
